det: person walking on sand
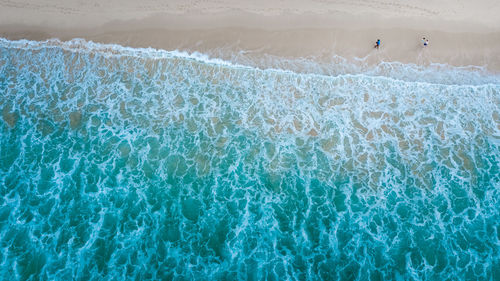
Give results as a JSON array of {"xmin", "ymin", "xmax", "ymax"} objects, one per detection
[
  {"xmin": 423, "ymin": 37, "xmax": 429, "ymax": 47},
  {"xmin": 374, "ymin": 39, "xmax": 381, "ymax": 49}
]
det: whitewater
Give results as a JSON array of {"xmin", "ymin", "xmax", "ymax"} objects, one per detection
[{"xmin": 0, "ymin": 38, "xmax": 499, "ymax": 280}]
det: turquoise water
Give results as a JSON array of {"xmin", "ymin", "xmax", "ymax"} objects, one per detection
[{"xmin": 0, "ymin": 38, "xmax": 499, "ymax": 280}]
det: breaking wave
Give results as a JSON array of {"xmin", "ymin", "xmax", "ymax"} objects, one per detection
[{"xmin": 0, "ymin": 38, "xmax": 499, "ymax": 280}]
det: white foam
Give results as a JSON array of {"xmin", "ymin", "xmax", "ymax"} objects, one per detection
[
  {"xmin": 1, "ymin": 35, "xmax": 499, "ymax": 280},
  {"xmin": 1, "ymin": 37, "xmax": 499, "ymax": 86}
]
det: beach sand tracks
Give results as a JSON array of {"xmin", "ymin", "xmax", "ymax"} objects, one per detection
[
  {"xmin": 311, "ymin": 0, "xmax": 439, "ymax": 16},
  {"xmin": 0, "ymin": 0, "xmax": 82, "ymax": 14},
  {"xmin": 0, "ymin": 0, "xmax": 170, "ymax": 14},
  {"xmin": 167, "ymin": 0, "xmax": 440, "ymax": 17},
  {"xmin": 0, "ymin": 0, "xmax": 453, "ymax": 17}
]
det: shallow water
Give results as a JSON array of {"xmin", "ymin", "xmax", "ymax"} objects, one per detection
[{"xmin": 0, "ymin": 38, "xmax": 499, "ymax": 280}]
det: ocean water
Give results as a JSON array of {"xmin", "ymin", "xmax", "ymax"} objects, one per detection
[{"xmin": 0, "ymin": 38, "xmax": 499, "ymax": 280}]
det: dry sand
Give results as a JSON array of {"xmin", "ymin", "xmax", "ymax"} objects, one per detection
[{"xmin": 1, "ymin": 0, "xmax": 500, "ymax": 72}]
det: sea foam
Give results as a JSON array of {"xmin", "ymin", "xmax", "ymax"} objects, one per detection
[{"xmin": 0, "ymin": 38, "xmax": 499, "ymax": 280}]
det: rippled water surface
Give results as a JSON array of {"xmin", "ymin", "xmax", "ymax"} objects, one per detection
[{"xmin": 0, "ymin": 39, "xmax": 499, "ymax": 280}]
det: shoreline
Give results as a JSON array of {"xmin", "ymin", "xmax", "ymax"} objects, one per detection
[
  {"xmin": 1, "ymin": 1, "xmax": 500, "ymax": 73},
  {"xmin": 3, "ymin": 37, "xmax": 499, "ymax": 89}
]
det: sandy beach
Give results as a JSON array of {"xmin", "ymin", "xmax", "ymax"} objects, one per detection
[
  {"xmin": 1, "ymin": 0, "xmax": 500, "ymax": 72},
  {"xmin": 2, "ymin": 1, "xmax": 500, "ymax": 280}
]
